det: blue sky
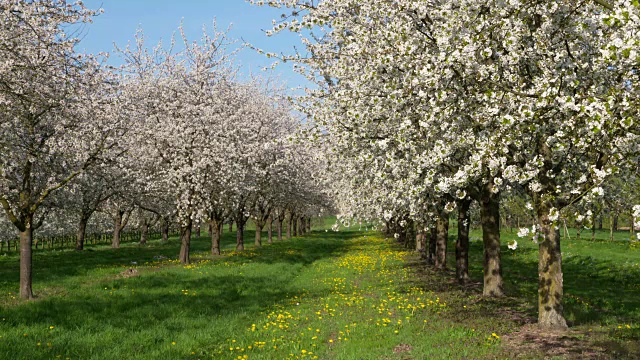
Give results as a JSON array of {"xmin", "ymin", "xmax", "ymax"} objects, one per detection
[{"xmin": 78, "ymin": 0, "xmax": 310, "ymax": 92}]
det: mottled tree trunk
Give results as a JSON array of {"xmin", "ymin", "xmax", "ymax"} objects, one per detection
[
  {"xmin": 267, "ymin": 217, "xmax": 273, "ymax": 244},
  {"xmin": 416, "ymin": 224, "xmax": 426, "ymax": 260},
  {"xmin": 20, "ymin": 222, "xmax": 34, "ymax": 299},
  {"xmin": 415, "ymin": 226, "xmax": 424, "ymax": 253},
  {"xmin": 537, "ymin": 209, "xmax": 568, "ymax": 329},
  {"xmin": 306, "ymin": 218, "xmax": 311, "ymax": 232},
  {"xmin": 211, "ymin": 219, "xmax": 221, "ymax": 255},
  {"xmin": 255, "ymin": 219, "xmax": 264, "ymax": 247},
  {"xmin": 427, "ymin": 226, "xmax": 437, "ymax": 265},
  {"xmin": 76, "ymin": 216, "xmax": 89, "ymax": 251},
  {"xmin": 139, "ymin": 222, "xmax": 149, "ymax": 245},
  {"xmin": 112, "ymin": 210, "xmax": 123, "ymax": 248},
  {"xmin": 298, "ymin": 216, "xmax": 305, "ymax": 235},
  {"xmin": 456, "ymin": 199, "xmax": 472, "ymax": 284},
  {"xmin": 480, "ymin": 187, "xmax": 504, "ymax": 297},
  {"xmin": 179, "ymin": 221, "xmax": 192, "ymax": 265},
  {"xmin": 435, "ymin": 212, "xmax": 449, "ymax": 270},
  {"xmin": 228, "ymin": 221, "xmax": 233, "ymax": 234},
  {"xmin": 161, "ymin": 219, "xmax": 169, "ymax": 243},
  {"xmin": 293, "ymin": 217, "xmax": 298, "ymax": 236},
  {"xmin": 609, "ymin": 214, "xmax": 615, "ymax": 242}
]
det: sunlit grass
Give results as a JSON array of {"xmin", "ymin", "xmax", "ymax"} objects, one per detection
[
  {"xmin": 0, "ymin": 221, "xmax": 638, "ymax": 359},
  {"xmin": 0, "ymin": 227, "xmax": 506, "ymax": 359}
]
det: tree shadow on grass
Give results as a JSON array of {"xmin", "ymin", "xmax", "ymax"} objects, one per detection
[
  {"xmin": 222, "ymin": 231, "xmax": 360, "ymax": 266},
  {"xmin": 0, "ymin": 230, "xmax": 359, "ymax": 296},
  {"xmin": 0, "ymin": 229, "xmax": 366, "ymax": 359},
  {"xmin": 403, "ymin": 237, "xmax": 640, "ymax": 358},
  {"xmin": 5, "ymin": 272, "xmax": 316, "ymax": 327},
  {"xmin": 0, "ymin": 271, "xmax": 335, "ymax": 360}
]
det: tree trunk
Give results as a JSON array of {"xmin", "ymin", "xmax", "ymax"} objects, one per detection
[
  {"xmin": 228, "ymin": 221, "xmax": 233, "ymax": 234},
  {"xmin": 632, "ymin": 209, "xmax": 636, "ymax": 240},
  {"xmin": 435, "ymin": 212, "xmax": 449, "ymax": 270},
  {"xmin": 179, "ymin": 220, "xmax": 192, "ymax": 264},
  {"xmin": 112, "ymin": 210, "xmax": 123, "ymax": 248},
  {"xmin": 613, "ymin": 213, "xmax": 618, "ymax": 231},
  {"xmin": 427, "ymin": 226, "xmax": 436, "ymax": 265},
  {"xmin": 576, "ymin": 221, "xmax": 582, "ymax": 240},
  {"xmin": 416, "ymin": 225, "xmax": 424, "ymax": 253},
  {"xmin": 609, "ymin": 214, "xmax": 614, "ymax": 242},
  {"xmin": 480, "ymin": 188, "xmax": 504, "ymax": 297},
  {"xmin": 76, "ymin": 216, "xmax": 89, "ymax": 251},
  {"xmin": 196, "ymin": 224, "xmax": 201, "ymax": 238},
  {"xmin": 537, "ymin": 209, "xmax": 568, "ymax": 329},
  {"xmin": 19, "ymin": 223, "xmax": 34, "ymax": 299},
  {"xmin": 140, "ymin": 222, "xmax": 149, "ymax": 245},
  {"xmin": 287, "ymin": 213, "xmax": 293, "ymax": 239},
  {"xmin": 161, "ymin": 219, "xmax": 169, "ymax": 243},
  {"xmin": 236, "ymin": 221, "xmax": 245, "ymax": 251},
  {"xmin": 306, "ymin": 218, "xmax": 311, "ymax": 232},
  {"xmin": 456, "ymin": 199, "xmax": 472, "ymax": 284},
  {"xmin": 211, "ymin": 219, "xmax": 221, "ymax": 256},
  {"xmin": 255, "ymin": 219, "xmax": 264, "ymax": 247},
  {"xmin": 292, "ymin": 217, "xmax": 298, "ymax": 237},
  {"xmin": 277, "ymin": 217, "xmax": 283, "ymax": 241},
  {"xmin": 591, "ymin": 210, "xmax": 596, "ymax": 241},
  {"xmin": 298, "ymin": 216, "xmax": 305, "ymax": 235},
  {"xmin": 267, "ymin": 217, "xmax": 273, "ymax": 244},
  {"xmin": 597, "ymin": 214, "xmax": 603, "ymax": 230},
  {"xmin": 404, "ymin": 219, "xmax": 415, "ymax": 249}
]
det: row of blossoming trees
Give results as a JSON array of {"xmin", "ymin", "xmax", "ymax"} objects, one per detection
[
  {"xmin": 255, "ymin": 0, "xmax": 640, "ymax": 329},
  {"xmin": 0, "ymin": 1, "xmax": 331, "ymax": 300}
]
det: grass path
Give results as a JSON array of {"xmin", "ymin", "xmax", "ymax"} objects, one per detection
[{"xmin": 0, "ymin": 230, "xmax": 510, "ymax": 360}]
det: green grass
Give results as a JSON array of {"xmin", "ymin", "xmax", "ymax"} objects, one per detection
[
  {"xmin": 0, "ymin": 221, "xmax": 638, "ymax": 359},
  {"xmin": 463, "ymin": 226, "xmax": 640, "ymax": 327},
  {"xmin": 461, "ymin": 227, "xmax": 640, "ymax": 357}
]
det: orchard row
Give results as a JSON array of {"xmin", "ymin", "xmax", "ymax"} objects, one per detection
[
  {"xmin": 0, "ymin": 1, "xmax": 331, "ymax": 300},
  {"xmin": 257, "ymin": 0, "xmax": 640, "ymax": 330}
]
